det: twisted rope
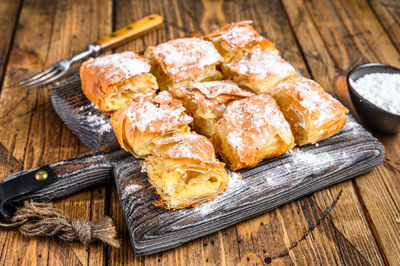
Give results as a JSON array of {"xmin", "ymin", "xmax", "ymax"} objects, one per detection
[{"xmin": 11, "ymin": 201, "xmax": 120, "ymax": 247}]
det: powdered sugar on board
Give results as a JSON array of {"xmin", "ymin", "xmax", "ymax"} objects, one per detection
[
  {"xmin": 76, "ymin": 103, "xmax": 111, "ymax": 134},
  {"xmin": 121, "ymin": 183, "xmax": 143, "ymax": 200},
  {"xmin": 193, "ymin": 170, "xmax": 246, "ymax": 215}
]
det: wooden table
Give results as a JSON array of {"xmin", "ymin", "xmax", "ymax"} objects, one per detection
[{"xmin": 0, "ymin": 0, "xmax": 399, "ymax": 265}]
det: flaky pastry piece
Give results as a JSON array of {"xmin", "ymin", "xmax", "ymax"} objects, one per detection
[
  {"xmin": 271, "ymin": 77, "xmax": 349, "ymax": 146},
  {"xmin": 145, "ymin": 132, "xmax": 229, "ymax": 209},
  {"xmin": 212, "ymin": 94, "xmax": 295, "ymax": 170},
  {"xmin": 221, "ymin": 47, "xmax": 298, "ymax": 95},
  {"xmin": 110, "ymin": 91, "xmax": 193, "ymax": 158},
  {"xmin": 170, "ymin": 80, "xmax": 254, "ymax": 137},
  {"xmin": 144, "ymin": 38, "xmax": 223, "ymax": 91},
  {"xmin": 204, "ymin": 21, "xmax": 277, "ymax": 63},
  {"xmin": 80, "ymin": 52, "xmax": 158, "ymax": 115}
]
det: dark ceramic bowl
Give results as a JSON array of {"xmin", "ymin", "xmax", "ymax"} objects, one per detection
[{"xmin": 347, "ymin": 63, "xmax": 400, "ymax": 134}]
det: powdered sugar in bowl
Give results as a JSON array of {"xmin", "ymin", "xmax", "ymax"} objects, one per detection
[{"xmin": 347, "ymin": 63, "xmax": 400, "ymax": 134}]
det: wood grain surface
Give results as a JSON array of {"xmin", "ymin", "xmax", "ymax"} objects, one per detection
[
  {"xmin": 0, "ymin": 0, "xmax": 399, "ymax": 265},
  {"xmin": 45, "ymin": 22, "xmax": 384, "ymax": 256}
]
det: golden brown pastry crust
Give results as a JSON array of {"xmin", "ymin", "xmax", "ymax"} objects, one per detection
[
  {"xmin": 110, "ymin": 91, "xmax": 193, "ymax": 157},
  {"xmin": 272, "ymin": 77, "xmax": 349, "ymax": 146},
  {"xmin": 144, "ymin": 38, "xmax": 223, "ymax": 90},
  {"xmin": 170, "ymin": 80, "xmax": 254, "ymax": 137},
  {"xmin": 145, "ymin": 132, "xmax": 229, "ymax": 209},
  {"xmin": 80, "ymin": 52, "xmax": 158, "ymax": 114},
  {"xmin": 222, "ymin": 48, "xmax": 298, "ymax": 94},
  {"xmin": 205, "ymin": 20, "xmax": 276, "ymax": 62},
  {"xmin": 212, "ymin": 94, "xmax": 295, "ymax": 170}
]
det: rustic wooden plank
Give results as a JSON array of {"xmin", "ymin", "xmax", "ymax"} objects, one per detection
[
  {"xmin": 111, "ymin": 120, "xmax": 383, "ymax": 255},
  {"xmin": 0, "ymin": 2, "xmax": 392, "ymax": 263},
  {"xmin": 102, "ymin": 0, "xmax": 387, "ymax": 264},
  {"xmin": 0, "ymin": 0, "xmax": 21, "ymax": 87},
  {"xmin": 369, "ymin": 0, "xmax": 400, "ymax": 53},
  {"xmin": 47, "ymin": 79, "xmax": 386, "ymax": 262},
  {"xmin": 0, "ymin": 0, "xmax": 111, "ymax": 265},
  {"xmin": 282, "ymin": 0, "xmax": 400, "ymax": 264}
]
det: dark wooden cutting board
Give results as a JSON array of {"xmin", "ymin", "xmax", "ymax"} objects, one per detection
[{"xmin": 49, "ymin": 70, "xmax": 384, "ymax": 256}]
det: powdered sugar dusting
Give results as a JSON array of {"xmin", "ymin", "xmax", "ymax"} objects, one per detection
[
  {"xmin": 208, "ymin": 21, "xmax": 264, "ymax": 49},
  {"xmin": 227, "ymin": 48, "xmax": 296, "ymax": 78},
  {"xmin": 171, "ymin": 80, "xmax": 253, "ymax": 110},
  {"xmin": 277, "ymin": 77, "xmax": 348, "ymax": 128},
  {"xmin": 190, "ymin": 80, "xmax": 253, "ymax": 99},
  {"xmin": 82, "ymin": 112, "xmax": 112, "ymax": 134},
  {"xmin": 287, "ymin": 148, "xmax": 335, "ymax": 170},
  {"xmin": 147, "ymin": 38, "xmax": 222, "ymax": 81},
  {"xmin": 222, "ymin": 94, "xmax": 293, "ymax": 156},
  {"xmin": 85, "ymin": 51, "xmax": 150, "ymax": 81},
  {"xmin": 350, "ymin": 72, "xmax": 400, "ymax": 115},
  {"xmin": 121, "ymin": 183, "xmax": 143, "ymax": 200},
  {"xmin": 341, "ymin": 115, "xmax": 364, "ymax": 136},
  {"xmin": 194, "ymin": 169, "xmax": 245, "ymax": 215},
  {"xmin": 140, "ymin": 161, "xmax": 147, "ymax": 173},
  {"xmin": 76, "ymin": 103, "xmax": 112, "ymax": 134},
  {"xmin": 153, "ymin": 133, "xmax": 217, "ymax": 163},
  {"xmin": 125, "ymin": 91, "xmax": 193, "ymax": 133}
]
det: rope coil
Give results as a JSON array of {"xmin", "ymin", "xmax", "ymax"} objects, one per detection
[{"xmin": 11, "ymin": 201, "xmax": 120, "ymax": 247}]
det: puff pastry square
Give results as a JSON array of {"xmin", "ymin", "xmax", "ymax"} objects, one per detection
[
  {"xmin": 110, "ymin": 91, "xmax": 193, "ymax": 157},
  {"xmin": 80, "ymin": 51, "xmax": 158, "ymax": 115},
  {"xmin": 212, "ymin": 94, "xmax": 295, "ymax": 170},
  {"xmin": 272, "ymin": 77, "xmax": 349, "ymax": 146},
  {"xmin": 205, "ymin": 20, "xmax": 276, "ymax": 63},
  {"xmin": 144, "ymin": 38, "xmax": 223, "ymax": 90},
  {"xmin": 145, "ymin": 132, "xmax": 229, "ymax": 209},
  {"xmin": 170, "ymin": 80, "xmax": 254, "ymax": 137},
  {"xmin": 222, "ymin": 48, "xmax": 298, "ymax": 95}
]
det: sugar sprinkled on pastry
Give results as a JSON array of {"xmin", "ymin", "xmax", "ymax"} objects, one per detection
[
  {"xmin": 144, "ymin": 37, "xmax": 223, "ymax": 90},
  {"xmin": 205, "ymin": 20, "xmax": 276, "ymax": 62},
  {"xmin": 170, "ymin": 80, "xmax": 254, "ymax": 137},
  {"xmin": 145, "ymin": 132, "xmax": 229, "ymax": 209},
  {"xmin": 222, "ymin": 48, "xmax": 298, "ymax": 94},
  {"xmin": 272, "ymin": 77, "xmax": 349, "ymax": 146},
  {"xmin": 212, "ymin": 94, "xmax": 295, "ymax": 170},
  {"xmin": 80, "ymin": 51, "xmax": 158, "ymax": 114},
  {"xmin": 110, "ymin": 91, "xmax": 193, "ymax": 157}
]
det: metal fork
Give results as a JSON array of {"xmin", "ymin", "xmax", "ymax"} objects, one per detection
[{"xmin": 18, "ymin": 14, "xmax": 163, "ymax": 88}]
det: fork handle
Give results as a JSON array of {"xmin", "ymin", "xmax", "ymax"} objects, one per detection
[{"xmin": 96, "ymin": 14, "xmax": 163, "ymax": 51}]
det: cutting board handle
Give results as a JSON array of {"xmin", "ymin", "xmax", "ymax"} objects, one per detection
[
  {"xmin": 96, "ymin": 14, "xmax": 163, "ymax": 51},
  {"xmin": 0, "ymin": 148, "xmax": 130, "ymax": 219}
]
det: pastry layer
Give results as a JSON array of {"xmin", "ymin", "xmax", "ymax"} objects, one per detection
[
  {"xmin": 222, "ymin": 48, "xmax": 298, "ymax": 95},
  {"xmin": 144, "ymin": 38, "xmax": 223, "ymax": 90},
  {"xmin": 205, "ymin": 20, "xmax": 276, "ymax": 63},
  {"xmin": 212, "ymin": 94, "xmax": 295, "ymax": 170},
  {"xmin": 110, "ymin": 91, "xmax": 193, "ymax": 157},
  {"xmin": 170, "ymin": 80, "xmax": 254, "ymax": 137},
  {"xmin": 272, "ymin": 77, "xmax": 349, "ymax": 146},
  {"xmin": 145, "ymin": 132, "xmax": 229, "ymax": 209},
  {"xmin": 80, "ymin": 52, "xmax": 158, "ymax": 114}
]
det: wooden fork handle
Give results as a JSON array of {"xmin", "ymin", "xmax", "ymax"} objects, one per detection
[{"xmin": 96, "ymin": 14, "xmax": 163, "ymax": 50}]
